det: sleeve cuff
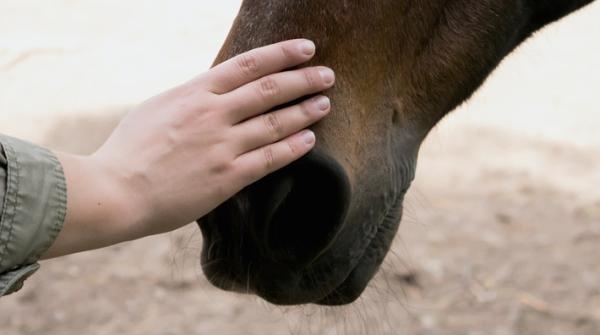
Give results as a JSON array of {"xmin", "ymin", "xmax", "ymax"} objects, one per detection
[
  {"xmin": 0, "ymin": 135, "xmax": 67, "ymax": 296},
  {"xmin": 0, "ymin": 263, "xmax": 40, "ymax": 296}
]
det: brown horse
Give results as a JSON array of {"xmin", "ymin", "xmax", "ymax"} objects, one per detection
[{"xmin": 198, "ymin": 0, "xmax": 596, "ymax": 305}]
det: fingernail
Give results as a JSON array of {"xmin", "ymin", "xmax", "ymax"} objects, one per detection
[
  {"xmin": 302, "ymin": 130, "xmax": 316, "ymax": 145},
  {"xmin": 315, "ymin": 96, "xmax": 330, "ymax": 112},
  {"xmin": 319, "ymin": 67, "xmax": 335, "ymax": 85},
  {"xmin": 300, "ymin": 40, "xmax": 316, "ymax": 56}
]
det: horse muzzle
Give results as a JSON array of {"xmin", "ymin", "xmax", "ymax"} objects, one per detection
[{"xmin": 198, "ymin": 148, "xmax": 352, "ymax": 304}]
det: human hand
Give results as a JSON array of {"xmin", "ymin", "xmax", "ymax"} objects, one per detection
[{"xmin": 45, "ymin": 39, "xmax": 334, "ymax": 257}]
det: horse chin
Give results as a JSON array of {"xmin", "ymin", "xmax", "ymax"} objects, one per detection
[
  {"xmin": 252, "ymin": 204, "xmax": 404, "ymax": 306},
  {"xmin": 317, "ymin": 203, "xmax": 404, "ymax": 305},
  {"xmin": 199, "ymin": 193, "xmax": 405, "ymax": 306}
]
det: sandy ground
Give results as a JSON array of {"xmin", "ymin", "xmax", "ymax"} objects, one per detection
[{"xmin": 1, "ymin": 1, "xmax": 600, "ymax": 334}]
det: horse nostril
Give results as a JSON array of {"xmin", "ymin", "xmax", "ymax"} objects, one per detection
[
  {"xmin": 262, "ymin": 176, "xmax": 294, "ymax": 229},
  {"xmin": 254, "ymin": 150, "xmax": 352, "ymax": 265}
]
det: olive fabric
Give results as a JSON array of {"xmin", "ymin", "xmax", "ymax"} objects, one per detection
[{"xmin": 0, "ymin": 135, "xmax": 67, "ymax": 297}]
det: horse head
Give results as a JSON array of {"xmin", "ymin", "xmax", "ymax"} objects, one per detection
[{"xmin": 198, "ymin": 0, "xmax": 595, "ymax": 305}]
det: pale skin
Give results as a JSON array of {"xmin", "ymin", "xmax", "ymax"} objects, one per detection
[{"xmin": 41, "ymin": 39, "xmax": 335, "ymax": 259}]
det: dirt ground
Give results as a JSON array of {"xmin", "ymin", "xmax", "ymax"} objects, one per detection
[{"xmin": 2, "ymin": 2, "xmax": 600, "ymax": 335}]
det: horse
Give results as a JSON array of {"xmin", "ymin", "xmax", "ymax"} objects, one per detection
[{"xmin": 197, "ymin": 0, "xmax": 597, "ymax": 306}]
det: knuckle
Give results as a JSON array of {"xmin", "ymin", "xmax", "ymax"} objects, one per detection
[
  {"xmin": 236, "ymin": 53, "xmax": 260, "ymax": 76},
  {"xmin": 209, "ymin": 148, "xmax": 236, "ymax": 175},
  {"xmin": 303, "ymin": 69, "xmax": 318, "ymax": 89},
  {"xmin": 262, "ymin": 146, "xmax": 276, "ymax": 171},
  {"xmin": 257, "ymin": 77, "xmax": 280, "ymax": 99},
  {"xmin": 210, "ymin": 158, "xmax": 233, "ymax": 175},
  {"xmin": 286, "ymin": 137, "xmax": 306, "ymax": 158},
  {"xmin": 263, "ymin": 113, "xmax": 285, "ymax": 140},
  {"xmin": 300, "ymin": 100, "xmax": 313, "ymax": 117},
  {"xmin": 287, "ymin": 138, "xmax": 302, "ymax": 155},
  {"xmin": 280, "ymin": 43, "xmax": 295, "ymax": 59}
]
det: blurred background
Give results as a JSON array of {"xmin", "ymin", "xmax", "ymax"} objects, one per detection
[{"xmin": 1, "ymin": 1, "xmax": 600, "ymax": 334}]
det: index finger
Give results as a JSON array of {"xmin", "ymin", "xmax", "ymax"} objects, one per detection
[{"xmin": 204, "ymin": 39, "xmax": 316, "ymax": 94}]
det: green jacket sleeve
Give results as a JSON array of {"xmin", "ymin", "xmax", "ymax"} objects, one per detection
[{"xmin": 0, "ymin": 135, "xmax": 67, "ymax": 297}]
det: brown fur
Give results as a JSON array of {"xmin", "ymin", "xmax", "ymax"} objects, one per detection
[{"xmin": 199, "ymin": 0, "xmax": 596, "ymax": 305}]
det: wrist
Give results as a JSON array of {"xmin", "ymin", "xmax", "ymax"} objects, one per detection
[
  {"xmin": 43, "ymin": 152, "xmax": 147, "ymax": 258},
  {"xmin": 86, "ymin": 152, "xmax": 152, "ymax": 243}
]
